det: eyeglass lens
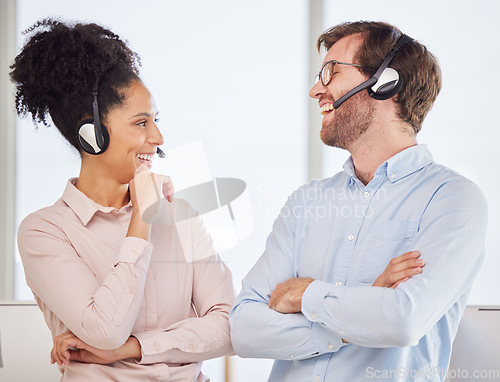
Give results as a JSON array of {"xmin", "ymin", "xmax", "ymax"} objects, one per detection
[{"xmin": 314, "ymin": 61, "xmax": 335, "ymax": 86}]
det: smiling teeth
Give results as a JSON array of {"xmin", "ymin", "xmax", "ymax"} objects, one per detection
[
  {"xmin": 137, "ymin": 153, "xmax": 153, "ymax": 161},
  {"xmin": 321, "ymin": 104, "xmax": 334, "ymax": 115}
]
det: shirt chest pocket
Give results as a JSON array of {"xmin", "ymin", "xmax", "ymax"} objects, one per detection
[{"xmin": 358, "ymin": 220, "xmax": 419, "ymax": 283}]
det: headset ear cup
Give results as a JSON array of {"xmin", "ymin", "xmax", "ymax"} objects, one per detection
[
  {"xmin": 77, "ymin": 119, "xmax": 110, "ymax": 155},
  {"xmin": 370, "ymin": 78, "xmax": 403, "ymax": 100},
  {"xmin": 369, "ymin": 67, "xmax": 402, "ymax": 100}
]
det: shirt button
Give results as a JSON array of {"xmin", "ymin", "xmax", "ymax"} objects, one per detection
[
  {"xmin": 153, "ymin": 342, "xmax": 161, "ymax": 352},
  {"xmin": 289, "ymin": 354, "xmax": 295, "ymax": 359},
  {"xmin": 328, "ymin": 344, "xmax": 334, "ymax": 350},
  {"xmin": 335, "ymin": 281, "xmax": 342, "ymax": 286},
  {"xmin": 128, "ymin": 285, "xmax": 135, "ymax": 294},
  {"xmin": 188, "ymin": 344, "xmax": 194, "ymax": 351},
  {"xmin": 340, "ymin": 330, "xmax": 345, "ymax": 336},
  {"xmin": 314, "ymin": 376, "xmax": 321, "ymax": 382},
  {"xmin": 311, "ymin": 313, "xmax": 317, "ymax": 320},
  {"xmin": 390, "ymin": 173, "xmax": 397, "ymax": 179},
  {"xmin": 348, "ymin": 234, "xmax": 355, "ymax": 241},
  {"xmin": 363, "ymin": 191, "xmax": 370, "ymax": 198}
]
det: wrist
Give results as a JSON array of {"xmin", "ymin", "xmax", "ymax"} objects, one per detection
[
  {"xmin": 127, "ymin": 211, "xmax": 151, "ymax": 241},
  {"xmin": 295, "ymin": 278, "xmax": 315, "ymax": 312},
  {"xmin": 118, "ymin": 336, "xmax": 142, "ymax": 361}
]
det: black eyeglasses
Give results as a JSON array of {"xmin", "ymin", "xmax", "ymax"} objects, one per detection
[{"xmin": 314, "ymin": 60, "xmax": 364, "ymax": 87}]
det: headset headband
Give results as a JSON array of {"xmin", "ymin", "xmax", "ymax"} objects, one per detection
[
  {"xmin": 92, "ymin": 87, "xmax": 100, "ymax": 128},
  {"xmin": 91, "ymin": 87, "xmax": 106, "ymax": 148},
  {"xmin": 371, "ymin": 34, "xmax": 413, "ymax": 81}
]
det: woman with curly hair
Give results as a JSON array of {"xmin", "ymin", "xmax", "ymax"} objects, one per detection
[{"xmin": 11, "ymin": 18, "xmax": 234, "ymax": 381}]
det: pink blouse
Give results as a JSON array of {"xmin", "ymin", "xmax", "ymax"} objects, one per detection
[{"xmin": 18, "ymin": 178, "xmax": 235, "ymax": 381}]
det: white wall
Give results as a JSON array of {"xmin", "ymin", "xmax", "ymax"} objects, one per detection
[
  {"xmin": 0, "ymin": 302, "xmax": 61, "ymax": 381},
  {"xmin": 0, "ymin": 0, "xmax": 16, "ymax": 301}
]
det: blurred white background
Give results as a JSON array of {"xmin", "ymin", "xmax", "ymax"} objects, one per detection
[{"xmin": 4, "ymin": 0, "xmax": 500, "ymax": 381}]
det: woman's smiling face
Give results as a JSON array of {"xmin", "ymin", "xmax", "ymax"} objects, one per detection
[{"xmin": 97, "ymin": 80, "xmax": 164, "ymax": 183}]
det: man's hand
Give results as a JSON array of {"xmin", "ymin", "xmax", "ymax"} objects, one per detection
[
  {"xmin": 269, "ymin": 277, "xmax": 315, "ymax": 314},
  {"xmin": 373, "ymin": 251, "xmax": 424, "ymax": 289},
  {"xmin": 50, "ymin": 332, "xmax": 141, "ymax": 366}
]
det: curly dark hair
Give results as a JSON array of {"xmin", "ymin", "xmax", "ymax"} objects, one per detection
[{"xmin": 9, "ymin": 18, "xmax": 141, "ymax": 152}]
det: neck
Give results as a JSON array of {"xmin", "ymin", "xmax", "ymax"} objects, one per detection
[
  {"xmin": 76, "ymin": 160, "xmax": 130, "ymax": 209},
  {"xmin": 349, "ymin": 122, "xmax": 417, "ymax": 185}
]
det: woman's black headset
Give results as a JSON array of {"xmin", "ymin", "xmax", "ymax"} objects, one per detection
[
  {"xmin": 76, "ymin": 88, "xmax": 165, "ymax": 158},
  {"xmin": 76, "ymin": 88, "xmax": 110, "ymax": 155}
]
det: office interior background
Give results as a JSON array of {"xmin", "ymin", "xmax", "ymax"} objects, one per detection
[{"xmin": 1, "ymin": 0, "xmax": 499, "ymax": 380}]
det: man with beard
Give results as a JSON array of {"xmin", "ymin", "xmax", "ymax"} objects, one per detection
[{"xmin": 230, "ymin": 21, "xmax": 488, "ymax": 381}]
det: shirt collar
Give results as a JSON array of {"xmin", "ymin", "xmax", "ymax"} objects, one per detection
[
  {"xmin": 385, "ymin": 144, "xmax": 433, "ymax": 182},
  {"xmin": 342, "ymin": 157, "xmax": 357, "ymax": 187},
  {"xmin": 62, "ymin": 178, "xmax": 132, "ymax": 226},
  {"xmin": 343, "ymin": 144, "xmax": 434, "ymax": 185}
]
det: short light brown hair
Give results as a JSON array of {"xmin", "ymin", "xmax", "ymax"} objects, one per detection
[{"xmin": 317, "ymin": 21, "xmax": 441, "ymax": 134}]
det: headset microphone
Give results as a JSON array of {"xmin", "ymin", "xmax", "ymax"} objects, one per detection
[
  {"xmin": 156, "ymin": 147, "xmax": 165, "ymax": 158},
  {"xmin": 332, "ymin": 77, "xmax": 378, "ymax": 109},
  {"xmin": 332, "ymin": 33, "xmax": 413, "ymax": 110}
]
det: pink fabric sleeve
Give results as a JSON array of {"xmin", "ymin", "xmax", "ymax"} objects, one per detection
[
  {"xmin": 134, "ymin": 215, "xmax": 235, "ymax": 364},
  {"xmin": 18, "ymin": 215, "xmax": 152, "ymax": 350}
]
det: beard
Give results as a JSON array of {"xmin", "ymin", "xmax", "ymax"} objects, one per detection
[{"xmin": 320, "ymin": 90, "xmax": 375, "ymax": 149}]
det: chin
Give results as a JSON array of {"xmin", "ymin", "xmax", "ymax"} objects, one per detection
[
  {"xmin": 117, "ymin": 167, "xmax": 136, "ymax": 184},
  {"xmin": 320, "ymin": 127, "xmax": 349, "ymax": 150}
]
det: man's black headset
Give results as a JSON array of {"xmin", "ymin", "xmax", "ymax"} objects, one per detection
[
  {"xmin": 77, "ymin": 88, "xmax": 165, "ymax": 157},
  {"xmin": 332, "ymin": 33, "xmax": 414, "ymax": 109}
]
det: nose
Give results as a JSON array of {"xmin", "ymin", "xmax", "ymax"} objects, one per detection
[
  {"xmin": 309, "ymin": 80, "xmax": 327, "ymax": 99},
  {"xmin": 148, "ymin": 121, "xmax": 164, "ymax": 147}
]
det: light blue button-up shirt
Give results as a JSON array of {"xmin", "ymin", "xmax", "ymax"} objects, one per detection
[{"xmin": 230, "ymin": 144, "xmax": 488, "ymax": 382}]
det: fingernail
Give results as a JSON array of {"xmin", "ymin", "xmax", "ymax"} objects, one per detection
[
  {"xmin": 416, "ymin": 259, "xmax": 425, "ymax": 266},
  {"xmin": 413, "ymin": 267, "xmax": 422, "ymax": 274}
]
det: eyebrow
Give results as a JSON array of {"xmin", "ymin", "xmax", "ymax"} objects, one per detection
[{"xmin": 128, "ymin": 111, "xmax": 159, "ymax": 120}]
